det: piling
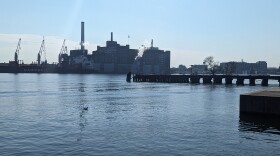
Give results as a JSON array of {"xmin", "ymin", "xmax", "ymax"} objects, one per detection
[
  {"xmin": 249, "ymin": 78, "xmax": 256, "ymax": 86},
  {"xmin": 203, "ymin": 77, "xmax": 212, "ymax": 84},
  {"xmin": 190, "ymin": 76, "xmax": 200, "ymax": 83},
  {"xmin": 236, "ymin": 78, "xmax": 244, "ymax": 86},
  {"xmin": 261, "ymin": 78, "xmax": 268, "ymax": 86},
  {"xmin": 213, "ymin": 76, "xmax": 222, "ymax": 84},
  {"xmin": 225, "ymin": 77, "xmax": 233, "ymax": 85},
  {"xmin": 126, "ymin": 72, "xmax": 131, "ymax": 82}
]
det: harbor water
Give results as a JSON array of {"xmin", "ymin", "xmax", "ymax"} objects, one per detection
[{"xmin": 0, "ymin": 74, "xmax": 279, "ymax": 155}]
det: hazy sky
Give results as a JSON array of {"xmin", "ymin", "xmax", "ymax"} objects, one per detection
[{"xmin": 0, "ymin": 0, "xmax": 280, "ymax": 67}]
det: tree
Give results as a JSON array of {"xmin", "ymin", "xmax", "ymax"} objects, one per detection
[{"xmin": 203, "ymin": 56, "xmax": 219, "ymax": 75}]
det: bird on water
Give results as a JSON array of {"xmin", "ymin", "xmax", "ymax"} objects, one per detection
[{"xmin": 83, "ymin": 107, "xmax": 88, "ymax": 111}]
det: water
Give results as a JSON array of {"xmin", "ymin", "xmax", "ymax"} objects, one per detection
[{"xmin": 0, "ymin": 74, "xmax": 279, "ymax": 155}]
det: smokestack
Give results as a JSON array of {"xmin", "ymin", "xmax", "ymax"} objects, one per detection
[
  {"xmin": 111, "ymin": 32, "xmax": 113, "ymax": 41},
  {"xmin": 81, "ymin": 22, "xmax": 85, "ymax": 51}
]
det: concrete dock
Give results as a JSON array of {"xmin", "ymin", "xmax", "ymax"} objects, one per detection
[{"xmin": 240, "ymin": 88, "xmax": 280, "ymax": 116}]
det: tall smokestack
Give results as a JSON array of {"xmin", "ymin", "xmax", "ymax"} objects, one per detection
[
  {"xmin": 81, "ymin": 22, "xmax": 85, "ymax": 51},
  {"xmin": 111, "ymin": 32, "xmax": 113, "ymax": 41}
]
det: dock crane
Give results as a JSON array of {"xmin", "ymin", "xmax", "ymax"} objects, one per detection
[
  {"xmin": 37, "ymin": 37, "xmax": 46, "ymax": 65},
  {"xmin": 14, "ymin": 38, "xmax": 21, "ymax": 64},
  {"xmin": 58, "ymin": 39, "xmax": 67, "ymax": 64}
]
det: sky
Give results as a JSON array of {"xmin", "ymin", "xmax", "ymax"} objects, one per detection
[{"xmin": 0, "ymin": 0, "xmax": 280, "ymax": 67}]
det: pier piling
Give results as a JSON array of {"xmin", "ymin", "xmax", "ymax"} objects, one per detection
[
  {"xmin": 225, "ymin": 77, "xmax": 233, "ymax": 85},
  {"xmin": 261, "ymin": 78, "xmax": 268, "ymax": 86},
  {"xmin": 213, "ymin": 77, "xmax": 222, "ymax": 84},
  {"xmin": 190, "ymin": 76, "xmax": 200, "ymax": 83},
  {"xmin": 249, "ymin": 78, "xmax": 256, "ymax": 86},
  {"xmin": 236, "ymin": 78, "xmax": 244, "ymax": 86},
  {"xmin": 203, "ymin": 77, "xmax": 212, "ymax": 84}
]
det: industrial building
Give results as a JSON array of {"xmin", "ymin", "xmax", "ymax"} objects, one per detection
[
  {"xmin": 68, "ymin": 22, "xmax": 93, "ymax": 69},
  {"xmin": 0, "ymin": 21, "xmax": 171, "ymax": 74},
  {"xmin": 92, "ymin": 32, "xmax": 138, "ymax": 73},
  {"xmin": 58, "ymin": 22, "xmax": 94, "ymax": 70},
  {"xmin": 56, "ymin": 23, "xmax": 171, "ymax": 74},
  {"xmin": 132, "ymin": 40, "xmax": 170, "ymax": 75}
]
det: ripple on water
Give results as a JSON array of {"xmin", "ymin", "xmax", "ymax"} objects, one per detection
[{"xmin": 0, "ymin": 74, "xmax": 280, "ymax": 155}]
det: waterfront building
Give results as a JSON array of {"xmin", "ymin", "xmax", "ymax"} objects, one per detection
[
  {"xmin": 267, "ymin": 67, "xmax": 280, "ymax": 75},
  {"xmin": 92, "ymin": 32, "xmax": 138, "ymax": 73},
  {"xmin": 220, "ymin": 61, "xmax": 267, "ymax": 75},
  {"xmin": 69, "ymin": 49, "xmax": 88, "ymax": 64},
  {"xmin": 62, "ymin": 22, "xmax": 94, "ymax": 70},
  {"xmin": 132, "ymin": 40, "xmax": 170, "ymax": 75},
  {"xmin": 190, "ymin": 64, "xmax": 208, "ymax": 74},
  {"xmin": 178, "ymin": 65, "xmax": 187, "ymax": 74}
]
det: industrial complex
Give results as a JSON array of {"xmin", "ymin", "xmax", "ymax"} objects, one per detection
[{"xmin": 0, "ymin": 22, "xmax": 171, "ymax": 74}]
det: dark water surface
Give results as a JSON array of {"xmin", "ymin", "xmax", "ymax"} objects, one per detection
[{"xmin": 0, "ymin": 74, "xmax": 279, "ymax": 155}]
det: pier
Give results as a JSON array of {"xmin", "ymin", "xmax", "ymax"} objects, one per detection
[
  {"xmin": 132, "ymin": 74, "xmax": 280, "ymax": 86},
  {"xmin": 240, "ymin": 89, "xmax": 280, "ymax": 116}
]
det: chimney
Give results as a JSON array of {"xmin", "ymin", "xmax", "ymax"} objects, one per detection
[
  {"xmin": 111, "ymin": 32, "xmax": 113, "ymax": 41},
  {"xmin": 81, "ymin": 22, "xmax": 85, "ymax": 51}
]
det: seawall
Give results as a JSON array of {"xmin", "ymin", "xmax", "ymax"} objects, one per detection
[{"xmin": 240, "ymin": 88, "xmax": 280, "ymax": 116}]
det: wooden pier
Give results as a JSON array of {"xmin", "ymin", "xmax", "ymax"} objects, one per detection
[{"xmin": 132, "ymin": 74, "xmax": 280, "ymax": 86}]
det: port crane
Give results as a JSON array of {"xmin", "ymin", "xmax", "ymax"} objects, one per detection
[
  {"xmin": 14, "ymin": 38, "xmax": 21, "ymax": 64},
  {"xmin": 58, "ymin": 39, "xmax": 67, "ymax": 64},
  {"xmin": 37, "ymin": 38, "xmax": 46, "ymax": 65}
]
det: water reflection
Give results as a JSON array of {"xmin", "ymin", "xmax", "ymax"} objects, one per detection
[
  {"xmin": 77, "ymin": 77, "xmax": 88, "ymax": 142},
  {"xmin": 78, "ymin": 83, "xmax": 86, "ymax": 92},
  {"xmin": 239, "ymin": 114, "xmax": 280, "ymax": 135},
  {"xmin": 77, "ymin": 107, "xmax": 88, "ymax": 142}
]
